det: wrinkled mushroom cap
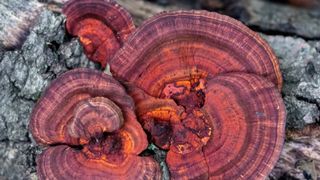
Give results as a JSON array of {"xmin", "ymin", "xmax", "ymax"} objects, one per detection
[
  {"xmin": 29, "ymin": 68, "xmax": 161, "ymax": 179},
  {"xmin": 110, "ymin": 11, "xmax": 286, "ymax": 179},
  {"xmin": 63, "ymin": 0, "xmax": 135, "ymax": 68}
]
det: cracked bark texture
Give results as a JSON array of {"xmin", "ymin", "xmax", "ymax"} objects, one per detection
[
  {"xmin": 269, "ymin": 125, "xmax": 320, "ymax": 180},
  {"xmin": 0, "ymin": 0, "xmax": 44, "ymax": 49},
  {"xmin": 262, "ymin": 35, "xmax": 320, "ymax": 129},
  {"xmin": 0, "ymin": 0, "xmax": 319, "ymax": 179},
  {"xmin": 0, "ymin": 9, "xmax": 99, "ymax": 180},
  {"xmin": 225, "ymin": 0, "xmax": 320, "ymax": 39}
]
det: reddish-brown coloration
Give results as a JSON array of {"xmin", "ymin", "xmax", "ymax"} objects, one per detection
[
  {"xmin": 110, "ymin": 11, "xmax": 283, "ymax": 91},
  {"xmin": 287, "ymin": 0, "xmax": 320, "ymax": 8},
  {"xmin": 110, "ymin": 11, "xmax": 286, "ymax": 179},
  {"xmin": 29, "ymin": 68, "xmax": 161, "ymax": 179},
  {"xmin": 63, "ymin": 0, "xmax": 135, "ymax": 68}
]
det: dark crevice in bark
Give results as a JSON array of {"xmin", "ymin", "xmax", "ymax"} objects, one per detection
[
  {"xmin": 295, "ymin": 95, "xmax": 320, "ymax": 110},
  {"xmin": 248, "ymin": 25, "xmax": 320, "ymax": 41}
]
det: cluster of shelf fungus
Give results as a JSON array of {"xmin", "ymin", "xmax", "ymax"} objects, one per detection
[{"xmin": 29, "ymin": 0, "xmax": 286, "ymax": 179}]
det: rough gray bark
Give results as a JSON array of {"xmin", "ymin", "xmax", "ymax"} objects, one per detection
[
  {"xmin": 262, "ymin": 35, "xmax": 320, "ymax": 129},
  {"xmin": 0, "ymin": 9, "xmax": 99, "ymax": 179},
  {"xmin": 226, "ymin": 0, "xmax": 320, "ymax": 39},
  {"xmin": 0, "ymin": 0, "xmax": 44, "ymax": 49}
]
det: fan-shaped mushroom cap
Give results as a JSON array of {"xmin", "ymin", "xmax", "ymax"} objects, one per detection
[
  {"xmin": 110, "ymin": 11, "xmax": 286, "ymax": 179},
  {"xmin": 110, "ymin": 10, "xmax": 282, "ymax": 91},
  {"xmin": 128, "ymin": 73, "xmax": 285, "ymax": 179},
  {"xmin": 37, "ymin": 145, "xmax": 161, "ymax": 180},
  {"xmin": 167, "ymin": 73, "xmax": 285, "ymax": 179},
  {"xmin": 63, "ymin": 0, "xmax": 135, "ymax": 68},
  {"xmin": 30, "ymin": 68, "xmax": 161, "ymax": 179}
]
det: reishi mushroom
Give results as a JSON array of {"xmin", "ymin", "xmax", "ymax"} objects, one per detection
[
  {"xmin": 110, "ymin": 11, "xmax": 283, "ymax": 90},
  {"xmin": 29, "ymin": 68, "xmax": 161, "ymax": 179},
  {"xmin": 62, "ymin": 0, "xmax": 135, "ymax": 68},
  {"xmin": 109, "ymin": 11, "xmax": 286, "ymax": 179}
]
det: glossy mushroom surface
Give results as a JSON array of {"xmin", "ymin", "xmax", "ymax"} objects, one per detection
[
  {"xmin": 110, "ymin": 11, "xmax": 283, "ymax": 91},
  {"xmin": 110, "ymin": 11, "xmax": 286, "ymax": 179},
  {"xmin": 63, "ymin": 0, "xmax": 135, "ymax": 68},
  {"xmin": 29, "ymin": 68, "xmax": 161, "ymax": 180}
]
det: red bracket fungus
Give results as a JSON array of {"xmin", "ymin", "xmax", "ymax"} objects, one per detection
[
  {"xmin": 29, "ymin": 68, "xmax": 161, "ymax": 179},
  {"xmin": 109, "ymin": 11, "xmax": 286, "ymax": 179},
  {"xmin": 62, "ymin": 0, "xmax": 135, "ymax": 68}
]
